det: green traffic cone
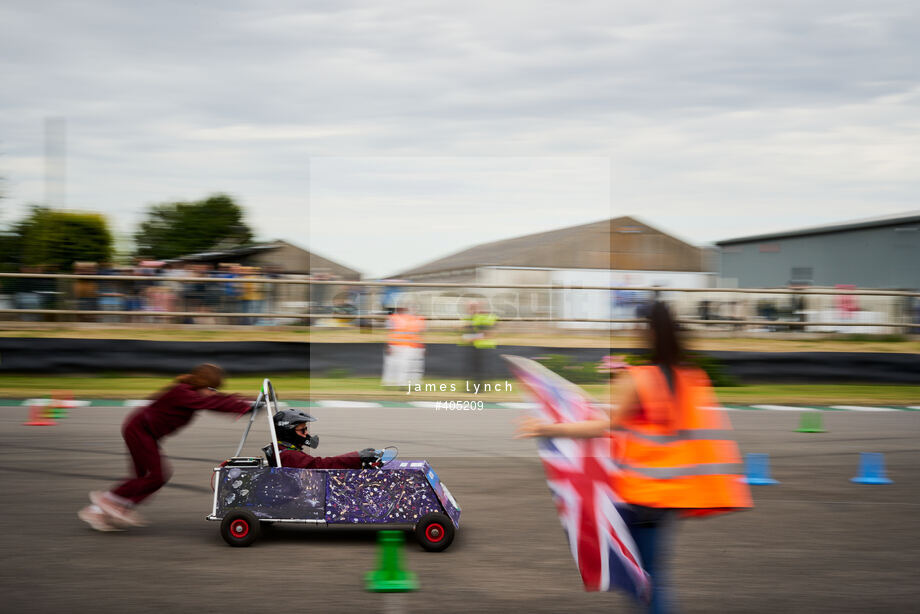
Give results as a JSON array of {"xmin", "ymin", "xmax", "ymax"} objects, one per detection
[
  {"xmin": 366, "ymin": 530, "xmax": 419, "ymax": 592},
  {"xmin": 49, "ymin": 404, "xmax": 68, "ymax": 420},
  {"xmin": 796, "ymin": 412, "xmax": 825, "ymax": 433},
  {"xmin": 49, "ymin": 392, "xmax": 71, "ymax": 419}
]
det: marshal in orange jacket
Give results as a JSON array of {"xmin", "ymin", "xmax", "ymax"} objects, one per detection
[
  {"xmin": 387, "ymin": 312, "xmax": 425, "ymax": 348},
  {"xmin": 609, "ymin": 365, "xmax": 752, "ymax": 516}
]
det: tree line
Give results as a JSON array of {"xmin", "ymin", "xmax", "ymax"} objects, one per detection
[{"xmin": 0, "ymin": 194, "xmax": 254, "ymax": 272}]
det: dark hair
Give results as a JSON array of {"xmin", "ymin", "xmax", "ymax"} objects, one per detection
[
  {"xmin": 176, "ymin": 363, "xmax": 225, "ymax": 389},
  {"xmin": 646, "ymin": 301, "xmax": 684, "ymax": 367}
]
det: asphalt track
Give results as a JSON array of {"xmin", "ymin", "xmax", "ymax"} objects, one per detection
[{"xmin": 2, "ymin": 403, "xmax": 919, "ymax": 613}]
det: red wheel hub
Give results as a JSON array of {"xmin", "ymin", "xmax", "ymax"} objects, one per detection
[
  {"xmin": 425, "ymin": 523, "xmax": 445, "ymax": 543},
  {"xmin": 230, "ymin": 519, "xmax": 250, "ymax": 538}
]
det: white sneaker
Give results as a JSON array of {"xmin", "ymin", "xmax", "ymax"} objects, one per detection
[
  {"xmin": 78, "ymin": 505, "xmax": 124, "ymax": 532},
  {"xmin": 89, "ymin": 491, "xmax": 148, "ymax": 527}
]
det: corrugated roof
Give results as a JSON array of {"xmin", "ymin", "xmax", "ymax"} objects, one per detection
[
  {"xmin": 394, "ymin": 216, "xmax": 703, "ymax": 277},
  {"xmin": 175, "ymin": 240, "xmax": 361, "ymax": 277},
  {"xmin": 716, "ymin": 211, "xmax": 920, "ymax": 245},
  {"xmin": 173, "ymin": 242, "xmax": 281, "ymax": 261}
]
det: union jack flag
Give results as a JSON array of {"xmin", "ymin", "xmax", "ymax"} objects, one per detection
[{"xmin": 505, "ymin": 355, "xmax": 651, "ymax": 600}]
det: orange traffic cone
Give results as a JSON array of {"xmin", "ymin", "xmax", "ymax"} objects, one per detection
[{"xmin": 24, "ymin": 402, "xmax": 56, "ymax": 426}]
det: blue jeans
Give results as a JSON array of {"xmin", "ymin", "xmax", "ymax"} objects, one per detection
[{"xmin": 624, "ymin": 506, "xmax": 677, "ymax": 614}]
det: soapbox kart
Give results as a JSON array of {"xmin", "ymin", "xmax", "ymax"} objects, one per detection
[{"xmin": 206, "ymin": 380, "xmax": 461, "ymax": 551}]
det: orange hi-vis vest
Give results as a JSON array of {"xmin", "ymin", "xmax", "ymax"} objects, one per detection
[
  {"xmin": 388, "ymin": 313, "xmax": 424, "ymax": 348},
  {"xmin": 609, "ymin": 365, "xmax": 752, "ymax": 515}
]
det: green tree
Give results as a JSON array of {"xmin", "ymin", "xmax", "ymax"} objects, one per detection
[
  {"xmin": 0, "ymin": 230, "xmax": 20, "ymax": 272},
  {"xmin": 133, "ymin": 194, "xmax": 253, "ymax": 260},
  {"xmin": 14, "ymin": 206, "xmax": 113, "ymax": 270}
]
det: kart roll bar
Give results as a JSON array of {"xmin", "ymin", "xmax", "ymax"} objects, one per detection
[
  {"xmin": 233, "ymin": 390, "xmax": 262, "ymax": 458},
  {"xmin": 232, "ymin": 378, "xmax": 283, "ymax": 467}
]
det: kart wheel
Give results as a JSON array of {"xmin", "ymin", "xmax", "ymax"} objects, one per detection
[
  {"xmin": 221, "ymin": 511, "xmax": 260, "ymax": 547},
  {"xmin": 415, "ymin": 512, "xmax": 454, "ymax": 552}
]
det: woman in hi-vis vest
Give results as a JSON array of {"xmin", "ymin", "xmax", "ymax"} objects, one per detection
[{"xmin": 517, "ymin": 300, "xmax": 751, "ymax": 614}]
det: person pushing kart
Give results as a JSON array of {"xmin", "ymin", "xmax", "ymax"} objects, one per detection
[
  {"xmin": 264, "ymin": 408, "xmax": 382, "ymax": 469},
  {"xmin": 79, "ymin": 363, "xmax": 254, "ymax": 532}
]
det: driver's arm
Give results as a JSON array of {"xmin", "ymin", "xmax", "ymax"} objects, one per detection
[{"xmin": 279, "ymin": 450, "xmax": 363, "ymax": 469}]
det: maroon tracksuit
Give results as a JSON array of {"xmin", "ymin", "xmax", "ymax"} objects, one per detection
[
  {"xmin": 279, "ymin": 448, "xmax": 362, "ymax": 469},
  {"xmin": 112, "ymin": 383, "xmax": 251, "ymax": 504}
]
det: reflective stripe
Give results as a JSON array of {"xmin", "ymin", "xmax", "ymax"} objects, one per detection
[
  {"xmin": 391, "ymin": 338, "xmax": 422, "ymax": 347},
  {"xmin": 388, "ymin": 314, "xmax": 423, "ymax": 346},
  {"xmin": 618, "ymin": 462, "xmax": 742, "ymax": 479},
  {"xmin": 613, "ymin": 428, "xmax": 733, "ymax": 444}
]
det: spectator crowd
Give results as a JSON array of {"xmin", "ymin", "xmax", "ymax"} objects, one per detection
[{"xmin": 5, "ymin": 261, "xmax": 288, "ymax": 325}]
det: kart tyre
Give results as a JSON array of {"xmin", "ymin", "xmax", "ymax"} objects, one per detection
[
  {"xmin": 415, "ymin": 512, "xmax": 454, "ymax": 552},
  {"xmin": 221, "ymin": 511, "xmax": 260, "ymax": 547}
]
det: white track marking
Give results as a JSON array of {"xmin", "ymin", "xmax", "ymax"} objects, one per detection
[
  {"xmin": 499, "ymin": 402, "xmax": 538, "ymax": 410},
  {"xmin": 316, "ymin": 400, "xmax": 382, "ymax": 408},
  {"xmin": 751, "ymin": 404, "xmax": 814, "ymax": 411},
  {"xmin": 23, "ymin": 399, "xmax": 90, "ymax": 407}
]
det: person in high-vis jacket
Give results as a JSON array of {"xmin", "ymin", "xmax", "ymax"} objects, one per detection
[
  {"xmin": 381, "ymin": 305, "xmax": 425, "ymax": 387},
  {"xmin": 517, "ymin": 301, "xmax": 751, "ymax": 613},
  {"xmin": 459, "ymin": 301, "xmax": 498, "ymax": 385}
]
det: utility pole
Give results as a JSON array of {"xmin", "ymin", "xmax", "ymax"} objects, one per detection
[{"xmin": 44, "ymin": 117, "xmax": 67, "ymax": 208}]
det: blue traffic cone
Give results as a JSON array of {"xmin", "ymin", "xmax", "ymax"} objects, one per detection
[
  {"xmin": 743, "ymin": 453, "xmax": 779, "ymax": 485},
  {"xmin": 851, "ymin": 453, "xmax": 893, "ymax": 484}
]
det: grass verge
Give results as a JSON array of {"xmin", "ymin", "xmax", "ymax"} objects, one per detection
[
  {"xmin": 0, "ymin": 374, "xmax": 916, "ymax": 405},
  {"xmin": 713, "ymin": 384, "xmax": 919, "ymax": 405}
]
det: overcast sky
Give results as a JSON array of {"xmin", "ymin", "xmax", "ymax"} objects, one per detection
[{"xmin": 2, "ymin": 1, "xmax": 918, "ymax": 277}]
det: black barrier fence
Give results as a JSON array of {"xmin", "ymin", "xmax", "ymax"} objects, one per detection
[
  {"xmin": 0, "ymin": 339, "xmax": 309, "ymax": 374},
  {"xmin": 310, "ymin": 344, "xmax": 613, "ymax": 379},
  {"xmin": 705, "ymin": 350, "xmax": 920, "ymax": 385},
  {"xmin": 1, "ymin": 339, "xmax": 918, "ymax": 384}
]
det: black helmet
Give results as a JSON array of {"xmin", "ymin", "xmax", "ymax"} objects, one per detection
[{"xmin": 273, "ymin": 409, "xmax": 319, "ymax": 449}]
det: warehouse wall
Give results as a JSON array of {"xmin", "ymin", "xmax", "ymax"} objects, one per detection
[{"xmin": 719, "ymin": 224, "xmax": 920, "ymax": 289}]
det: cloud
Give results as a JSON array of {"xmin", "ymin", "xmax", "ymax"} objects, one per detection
[{"xmin": 1, "ymin": 0, "xmax": 918, "ymax": 274}]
